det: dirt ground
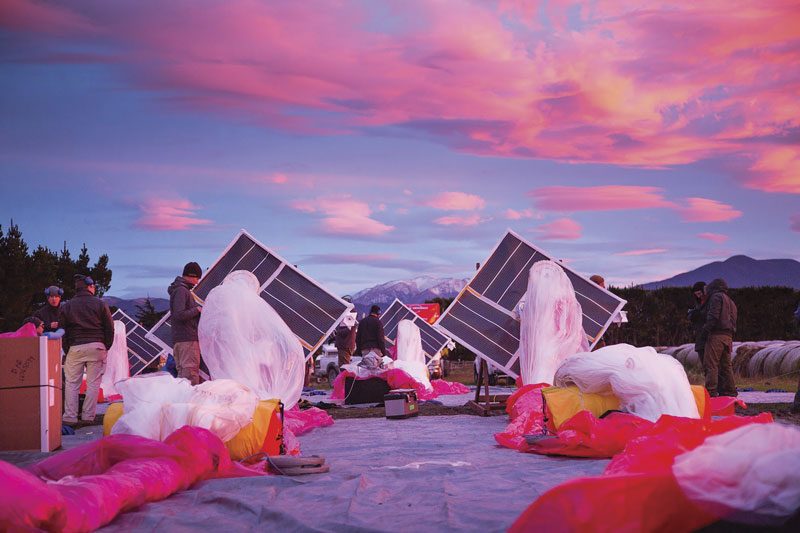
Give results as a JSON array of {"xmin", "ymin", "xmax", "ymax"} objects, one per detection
[{"xmin": 736, "ymin": 403, "xmax": 800, "ymax": 426}]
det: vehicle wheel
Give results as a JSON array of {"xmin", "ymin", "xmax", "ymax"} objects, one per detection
[
  {"xmin": 488, "ymin": 373, "xmax": 498, "ymax": 386},
  {"xmin": 327, "ymin": 368, "xmax": 339, "ymax": 387}
]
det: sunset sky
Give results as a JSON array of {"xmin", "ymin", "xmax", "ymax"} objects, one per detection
[{"xmin": 2, "ymin": 0, "xmax": 798, "ymax": 299}]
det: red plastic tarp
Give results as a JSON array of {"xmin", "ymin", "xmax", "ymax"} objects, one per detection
[
  {"xmin": 509, "ymin": 413, "xmax": 775, "ymax": 532},
  {"xmin": 331, "ymin": 368, "xmax": 463, "ymax": 401},
  {"xmin": 284, "ymin": 405, "xmax": 334, "ymax": 436},
  {"xmin": 0, "ymin": 426, "xmax": 264, "ymax": 532}
]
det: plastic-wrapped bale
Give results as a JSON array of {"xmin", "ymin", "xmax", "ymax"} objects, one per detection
[
  {"xmin": 101, "ymin": 320, "xmax": 130, "ymax": 399},
  {"xmin": 392, "ymin": 319, "xmax": 432, "ymax": 391},
  {"xmin": 748, "ymin": 344, "xmax": 781, "ymax": 378},
  {"xmin": 684, "ymin": 347, "xmax": 701, "ymax": 369},
  {"xmin": 516, "ymin": 260, "xmax": 589, "ymax": 386},
  {"xmin": 198, "ymin": 270, "xmax": 305, "ymax": 409},
  {"xmin": 762, "ymin": 342, "xmax": 799, "ymax": 378},
  {"xmin": 672, "ymin": 344, "xmax": 693, "ymax": 365},
  {"xmin": 779, "ymin": 343, "xmax": 800, "ymax": 376},
  {"xmin": 554, "ymin": 343, "xmax": 699, "ymax": 422},
  {"xmin": 732, "ymin": 343, "xmax": 765, "ymax": 376}
]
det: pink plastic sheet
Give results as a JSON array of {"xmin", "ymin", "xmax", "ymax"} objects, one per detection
[
  {"xmin": 709, "ymin": 395, "xmax": 746, "ymax": 416},
  {"xmin": 0, "ymin": 426, "xmax": 264, "ymax": 532},
  {"xmin": 494, "ymin": 384, "xmax": 547, "ymax": 450},
  {"xmin": 509, "ymin": 414, "xmax": 776, "ymax": 532},
  {"xmin": 0, "ymin": 322, "xmax": 37, "ymax": 338},
  {"xmin": 284, "ymin": 405, "xmax": 334, "ymax": 436},
  {"xmin": 331, "ymin": 368, "xmax": 440, "ymax": 400},
  {"xmin": 430, "ymin": 379, "xmax": 470, "ymax": 395}
]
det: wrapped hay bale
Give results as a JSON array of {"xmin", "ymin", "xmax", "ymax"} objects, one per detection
[
  {"xmin": 673, "ymin": 344, "xmax": 694, "ymax": 364},
  {"xmin": 748, "ymin": 344, "xmax": 781, "ymax": 378},
  {"xmin": 762, "ymin": 342, "xmax": 797, "ymax": 378},
  {"xmin": 685, "ymin": 349, "xmax": 701, "ymax": 369},
  {"xmin": 778, "ymin": 342, "xmax": 800, "ymax": 376},
  {"xmin": 732, "ymin": 343, "xmax": 764, "ymax": 376}
]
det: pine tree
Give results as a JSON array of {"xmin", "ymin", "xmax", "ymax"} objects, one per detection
[{"xmin": 135, "ymin": 297, "xmax": 166, "ymax": 330}]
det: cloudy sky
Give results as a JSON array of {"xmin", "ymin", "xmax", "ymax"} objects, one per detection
[{"xmin": 1, "ymin": 0, "xmax": 798, "ymax": 299}]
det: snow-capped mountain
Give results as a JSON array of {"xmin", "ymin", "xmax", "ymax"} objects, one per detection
[{"xmin": 351, "ymin": 276, "xmax": 468, "ymax": 315}]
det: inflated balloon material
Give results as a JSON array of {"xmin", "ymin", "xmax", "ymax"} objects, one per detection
[
  {"xmin": 516, "ymin": 260, "xmax": 589, "ymax": 386},
  {"xmin": 555, "ymin": 343, "xmax": 700, "ymax": 422},
  {"xmin": 396, "ymin": 319, "xmax": 425, "ymax": 365},
  {"xmin": 284, "ymin": 405, "xmax": 335, "ymax": 436},
  {"xmin": 198, "ymin": 270, "xmax": 305, "ymax": 409},
  {"xmin": 509, "ymin": 414, "xmax": 776, "ymax": 532},
  {"xmin": 673, "ymin": 423, "xmax": 800, "ymax": 525},
  {"xmin": 100, "ymin": 320, "xmax": 130, "ymax": 399},
  {"xmin": 0, "ymin": 426, "xmax": 264, "ymax": 532},
  {"xmin": 111, "ymin": 373, "xmax": 257, "ymax": 442}
]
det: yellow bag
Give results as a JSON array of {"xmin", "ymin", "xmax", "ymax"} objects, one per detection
[
  {"xmin": 103, "ymin": 402, "xmax": 125, "ymax": 436},
  {"xmin": 225, "ymin": 399, "xmax": 283, "ymax": 462},
  {"xmin": 542, "ymin": 385, "xmax": 709, "ymax": 431}
]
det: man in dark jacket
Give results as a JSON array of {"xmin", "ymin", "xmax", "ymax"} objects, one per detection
[
  {"xmin": 356, "ymin": 305, "xmax": 388, "ymax": 357},
  {"xmin": 688, "ymin": 281, "xmax": 708, "ymax": 363},
  {"xmin": 58, "ymin": 275, "xmax": 114, "ymax": 427},
  {"xmin": 701, "ymin": 278, "xmax": 738, "ymax": 397},
  {"xmin": 169, "ymin": 262, "xmax": 203, "ymax": 385},
  {"xmin": 34, "ymin": 285, "xmax": 63, "ymax": 334}
]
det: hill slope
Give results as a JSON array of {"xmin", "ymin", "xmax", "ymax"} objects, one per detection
[{"xmin": 642, "ymin": 255, "xmax": 800, "ymax": 289}]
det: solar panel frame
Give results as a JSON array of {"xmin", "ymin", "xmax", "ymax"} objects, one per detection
[
  {"xmin": 145, "ymin": 229, "xmax": 353, "ymax": 361},
  {"xmin": 112, "ymin": 309, "xmax": 168, "ymax": 376},
  {"xmin": 435, "ymin": 229, "xmax": 626, "ymax": 379},
  {"xmin": 380, "ymin": 298, "xmax": 452, "ymax": 362}
]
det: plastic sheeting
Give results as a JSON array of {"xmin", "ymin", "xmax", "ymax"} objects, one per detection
[
  {"xmin": 515, "ymin": 261, "xmax": 589, "ymax": 386},
  {"xmin": 0, "ymin": 322, "xmax": 37, "ymax": 338},
  {"xmin": 284, "ymin": 406, "xmax": 334, "ymax": 436},
  {"xmin": 0, "ymin": 426, "xmax": 264, "ymax": 532},
  {"xmin": 555, "ymin": 343, "xmax": 699, "ymax": 422},
  {"xmin": 673, "ymin": 423, "xmax": 800, "ymax": 525},
  {"xmin": 198, "ymin": 270, "xmax": 305, "ymax": 409},
  {"xmin": 510, "ymin": 414, "xmax": 778, "ymax": 532},
  {"xmin": 331, "ymin": 368, "xmax": 439, "ymax": 401},
  {"xmin": 393, "ymin": 319, "xmax": 433, "ymax": 389},
  {"xmin": 101, "ymin": 321, "xmax": 130, "ymax": 399},
  {"xmin": 111, "ymin": 373, "xmax": 257, "ymax": 443}
]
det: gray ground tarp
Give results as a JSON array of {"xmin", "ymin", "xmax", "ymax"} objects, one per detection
[{"xmin": 98, "ymin": 415, "xmax": 609, "ymax": 532}]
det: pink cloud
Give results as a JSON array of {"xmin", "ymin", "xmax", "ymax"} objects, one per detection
[
  {"xmin": 425, "ymin": 191, "xmax": 485, "ymax": 211},
  {"xmin": 697, "ymin": 232, "xmax": 729, "ymax": 243},
  {"xmin": 133, "ymin": 198, "xmax": 212, "ymax": 231},
  {"xmin": 677, "ymin": 198, "xmax": 742, "ymax": 222},
  {"xmin": 529, "ymin": 186, "xmax": 676, "ymax": 211},
  {"xmin": 614, "ymin": 249, "xmax": 668, "ymax": 256},
  {"xmin": 289, "ymin": 194, "xmax": 393, "ymax": 236},
  {"xmin": 535, "ymin": 218, "xmax": 581, "ymax": 240},
  {"xmin": 433, "ymin": 213, "xmax": 486, "ymax": 226},
  {"xmin": 270, "ymin": 172, "xmax": 288, "ymax": 184},
  {"xmin": 503, "ymin": 208, "xmax": 538, "ymax": 220},
  {"xmin": 790, "ymin": 213, "xmax": 800, "ymax": 233},
  {"xmin": 5, "ymin": 1, "xmax": 800, "ymax": 193}
]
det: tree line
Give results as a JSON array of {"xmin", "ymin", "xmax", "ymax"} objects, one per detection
[{"xmin": 0, "ymin": 222, "xmax": 113, "ymax": 332}]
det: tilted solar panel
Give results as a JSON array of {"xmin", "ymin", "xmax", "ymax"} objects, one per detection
[
  {"xmin": 436, "ymin": 230, "xmax": 626, "ymax": 379},
  {"xmin": 146, "ymin": 229, "xmax": 353, "ymax": 361},
  {"xmin": 380, "ymin": 298, "xmax": 452, "ymax": 361},
  {"xmin": 112, "ymin": 309, "xmax": 168, "ymax": 376}
]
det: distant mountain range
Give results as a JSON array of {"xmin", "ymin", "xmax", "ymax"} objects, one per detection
[
  {"xmin": 641, "ymin": 255, "xmax": 800, "ymax": 289},
  {"xmin": 103, "ymin": 296, "xmax": 169, "ymax": 319},
  {"xmin": 104, "ymin": 255, "xmax": 799, "ymax": 318},
  {"xmin": 351, "ymin": 276, "xmax": 468, "ymax": 315}
]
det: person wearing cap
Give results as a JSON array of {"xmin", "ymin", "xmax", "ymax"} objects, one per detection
[
  {"xmin": 169, "ymin": 262, "xmax": 203, "ymax": 385},
  {"xmin": 34, "ymin": 285, "xmax": 63, "ymax": 333},
  {"xmin": 688, "ymin": 281, "xmax": 708, "ymax": 363},
  {"xmin": 58, "ymin": 274, "xmax": 114, "ymax": 428},
  {"xmin": 355, "ymin": 304, "xmax": 389, "ymax": 358}
]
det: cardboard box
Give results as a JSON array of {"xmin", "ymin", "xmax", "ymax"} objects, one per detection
[
  {"xmin": 0, "ymin": 337, "xmax": 62, "ymax": 452},
  {"xmin": 384, "ymin": 388, "xmax": 419, "ymax": 419}
]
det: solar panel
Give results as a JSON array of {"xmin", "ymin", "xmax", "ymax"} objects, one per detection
[
  {"xmin": 112, "ymin": 309, "xmax": 168, "ymax": 376},
  {"xmin": 380, "ymin": 298, "xmax": 452, "ymax": 361},
  {"xmin": 145, "ymin": 229, "xmax": 353, "ymax": 361},
  {"xmin": 436, "ymin": 230, "xmax": 627, "ymax": 379}
]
